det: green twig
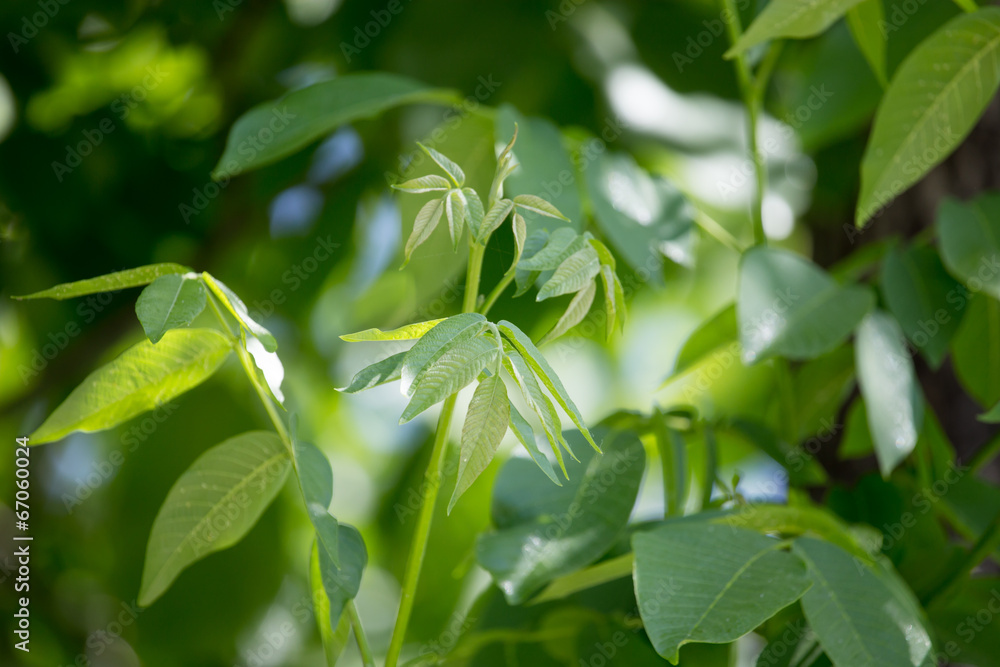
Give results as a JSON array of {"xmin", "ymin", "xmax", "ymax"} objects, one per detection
[{"xmin": 346, "ymin": 600, "xmax": 376, "ymax": 667}]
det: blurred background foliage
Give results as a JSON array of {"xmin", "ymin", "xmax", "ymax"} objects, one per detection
[{"xmin": 0, "ymin": 0, "xmax": 996, "ymax": 665}]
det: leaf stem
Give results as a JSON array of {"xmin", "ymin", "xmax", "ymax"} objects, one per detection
[
  {"xmin": 923, "ymin": 508, "xmax": 1000, "ymax": 607},
  {"xmin": 386, "ymin": 236, "xmax": 487, "ymax": 667},
  {"xmin": 346, "ymin": 600, "xmax": 376, "ymax": 667},
  {"xmin": 480, "ymin": 269, "xmax": 515, "ymax": 316}
]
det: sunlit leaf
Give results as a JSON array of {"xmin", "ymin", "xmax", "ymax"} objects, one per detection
[
  {"xmin": 449, "ymin": 373, "xmax": 510, "ymax": 513},
  {"xmin": 539, "ymin": 281, "xmax": 596, "ymax": 345},
  {"xmin": 401, "ymin": 335, "xmax": 499, "ymax": 423},
  {"xmin": 391, "ymin": 174, "xmax": 451, "ymax": 193},
  {"xmin": 400, "ymin": 313, "xmax": 487, "ymax": 395},
  {"xmin": 213, "ymin": 73, "xmax": 458, "ymax": 177},
  {"xmin": 478, "ymin": 198, "xmax": 514, "ymax": 241},
  {"xmin": 135, "ymin": 274, "xmax": 208, "ymax": 344},
  {"xmin": 499, "ymin": 320, "xmax": 598, "ymax": 451},
  {"xmin": 847, "ymin": 0, "xmax": 887, "ymax": 86},
  {"xmin": 634, "ymin": 522, "xmax": 810, "ymax": 663},
  {"xmin": 15, "ymin": 263, "xmax": 191, "ymax": 300},
  {"xmin": 536, "ymin": 246, "xmax": 601, "ymax": 301},
  {"xmin": 514, "ymin": 228, "xmax": 549, "ymax": 296},
  {"xmin": 518, "ymin": 227, "xmax": 582, "ymax": 272},
  {"xmin": 139, "ymin": 431, "xmax": 290, "ymax": 605},
  {"xmin": 401, "ymin": 198, "xmax": 445, "ymax": 268},
  {"xmin": 462, "ymin": 187, "xmax": 484, "ymax": 239},
  {"xmin": 445, "ymin": 189, "xmax": 466, "ymax": 249},
  {"xmin": 727, "ymin": 0, "xmax": 867, "ymax": 57},
  {"xmin": 856, "ymin": 9, "xmax": 1000, "ymax": 225},
  {"xmin": 294, "ymin": 440, "xmax": 339, "ymax": 567},
  {"xmin": 508, "ymin": 402, "xmax": 560, "ymax": 485},
  {"xmin": 418, "ymin": 142, "xmax": 466, "ymax": 187},
  {"xmin": 513, "ymin": 194, "xmax": 568, "ymax": 221},
  {"xmin": 341, "ymin": 318, "xmax": 446, "ymax": 342},
  {"xmin": 202, "ymin": 273, "xmax": 278, "ymax": 352},
  {"xmin": 31, "ymin": 329, "xmax": 232, "ymax": 444},
  {"xmin": 503, "ymin": 347, "xmax": 570, "ymax": 476}
]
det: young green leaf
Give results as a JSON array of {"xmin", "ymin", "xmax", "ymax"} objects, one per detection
[
  {"xmin": 401, "ymin": 198, "xmax": 445, "ymax": 268},
  {"xmin": 478, "ymin": 198, "xmax": 514, "ymax": 241},
  {"xmin": 514, "ymin": 229, "xmax": 550, "ymax": 296},
  {"xmin": 15, "ymin": 263, "xmax": 191, "ymax": 300},
  {"xmin": 880, "ymin": 244, "xmax": 961, "ymax": 368},
  {"xmin": 341, "ymin": 318, "xmax": 445, "ymax": 342},
  {"xmin": 513, "ymin": 194, "xmax": 569, "ymax": 221},
  {"xmin": 315, "ymin": 524, "xmax": 367, "ymax": 627},
  {"xmin": 857, "ymin": 9, "xmax": 1000, "ymax": 226},
  {"xmin": 952, "ymin": 294, "xmax": 1000, "ymax": 407},
  {"xmin": 418, "ymin": 142, "xmax": 465, "ymax": 187},
  {"xmin": 511, "ymin": 211, "xmax": 527, "ymax": 270},
  {"xmin": 979, "ymin": 401, "xmax": 1000, "ymax": 423},
  {"xmin": 310, "ymin": 543, "xmax": 351, "ymax": 666},
  {"xmin": 338, "ymin": 351, "xmax": 407, "ymax": 393},
  {"xmin": 667, "ymin": 305, "xmax": 737, "ymax": 383},
  {"xmin": 633, "ymin": 522, "xmax": 811, "ymax": 663},
  {"xmin": 400, "ymin": 313, "xmax": 486, "ymax": 394},
  {"xmin": 738, "ymin": 247, "xmax": 874, "ymax": 363},
  {"xmin": 400, "ymin": 335, "xmax": 499, "ymax": 423},
  {"xmin": 391, "ymin": 174, "xmax": 451, "ymax": 193},
  {"xmin": 503, "ymin": 348, "xmax": 571, "ymax": 475},
  {"xmin": 726, "ymin": 0, "xmax": 867, "ymax": 57},
  {"xmin": 445, "ymin": 189, "xmax": 466, "ymax": 249},
  {"xmin": 31, "ymin": 329, "xmax": 232, "ymax": 444},
  {"xmin": 539, "ymin": 280, "xmax": 597, "ymax": 346},
  {"xmin": 449, "ymin": 374, "xmax": 510, "ymax": 513},
  {"xmin": 508, "ymin": 402, "xmax": 560, "ymax": 486},
  {"xmin": 589, "ymin": 237, "xmax": 617, "ymax": 270},
  {"xmin": 536, "ymin": 245, "xmax": 601, "ymax": 301},
  {"xmin": 518, "ymin": 227, "xmax": 581, "ymax": 271},
  {"xmin": 499, "ymin": 320, "xmax": 598, "ymax": 451},
  {"xmin": 476, "ymin": 428, "xmax": 644, "ymax": 604},
  {"xmin": 489, "ymin": 124, "xmax": 519, "ymax": 206},
  {"xmin": 202, "ymin": 273, "xmax": 278, "ymax": 352},
  {"xmin": 213, "ymin": 73, "xmax": 459, "ymax": 177},
  {"xmin": 462, "ymin": 187, "xmax": 484, "ymax": 239},
  {"xmin": 294, "ymin": 440, "xmax": 339, "ymax": 567},
  {"xmin": 598, "ymin": 266, "xmax": 619, "ymax": 341},
  {"xmin": 937, "ymin": 194, "xmax": 1000, "ymax": 300},
  {"xmin": 793, "ymin": 537, "xmax": 934, "ymax": 667},
  {"xmin": 139, "ymin": 431, "xmax": 290, "ymax": 605},
  {"xmin": 135, "ymin": 274, "xmax": 208, "ymax": 344},
  {"xmin": 847, "ymin": 0, "xmax": 887, "ymax": 87}
]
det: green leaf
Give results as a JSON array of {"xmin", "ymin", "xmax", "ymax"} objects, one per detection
[
  {"xmin": 391, "ymin": 174, "xmax": 451, "ymax": 193},
  {"xmin": 855, "ymin": 311, "xmax": 923, "ymax": 477},
  {"xmin": 503, "ymin": 348, "xmax": 570, "ymax": 476},
  {"xmin": 476, "ymin": 427, "xmax": 644, "ymax": 604},
  {"xmin": 294, "ymin": 440, "xmax": 339, "ymax": 567},
  {"xmin": 952, "ymin": 293, "xmax": 1000, "ymax": 407},
  {"xmin": 737, "ymin": 247, "xmax": 874, "ymax": 363},
  {"xmin": 532, "ymin": 553, "xmax": 633, "ymax": 604},
  {"xmin": 508, "ymin": 402, "xmax": 560, "ymax": 486},
  {"xmin": 937, "ymin": 194, "xmax": 1000, "ymax": 300},
  {"xmin": 202, "ymin": 273, "xmax": 277, "ymax": 352},
  {"xmin": 928, "ymin": 576, "xmax": 1000, "ymax": 666},
  {"xmin": 462, "ymin": 187, "xmax": 484, "ymax": 239},
  {"xmin": 418, "ymin": 142, "xmax": 465, "ymax": 187},
  {"xmin": 498, "ymin": 320, "xmax": 598, "ymax": 451},
  {"xmin": 15, "ymin": 263, "xmax": 191, "ymax": 300},
  {"xmin": 478, "ymin": 198, "xmax": 514, "ymax": 241},
  {"xmin": 536, "ymin": 246, "xmax": 601, "ymax": 301},
  {"xmin": 847, "ymin": 0, "xmax": 887, "ymax": 86},
  {"xmin": 31, "ymin": 329, "xmax": 232, "ymax": 444},
  {"xmin": 449, "ymin": 374, "xmax": 510, "ymax": 513},
  {"xmin": 727, "ymin": 0, "xmax": 868, "ymax": 57},
  {"xmin": 315, "ymin": 524, "xmax": 367, "ymax": 627},
  {"xmin": 667, "ymin": 305, "xmax": 737, "ymax": 382},
  {"xmin": 213, "ymin": 73, "xmax": 458, "ymax": 177},
  {"xmin": 139, "ymin": 431, "xmax": 290, "ymax": 605},
  {"xmin": 598, "ymin": 265, "xmax": 619, "ymax": 340},
  {"xmin": 513, "ymin": 194, "xmax": 568, "ymax": 221},
  {"xmin": 401, "ymin": 335, "xmax": 499, "ymax": 423},
  {"xmin": 793, "ymin": 537, "xmax": 934, "ymax": 667},
  {"xmin": 518, "ymin": 227, "xmax": 582, "ymax": 272},
  {"xmin": 135, "ymin": 274, "xmax": 208, "ymax": 344},
  {"xmin": 445, "ymin": 189, "xmax": 466, "ymax": 249},
  {"xmin": 338, "ymin": 351, "xmax": 407, "ymax": 393},
  {"xmin": 856, "ymin": 9, "xmax": 1000, "ymax": 226},
  {"xmin": 880, "ymin": 244, "xmax": 962, "ymax": 368},
  {"xmin": 585, "ymin": 152, "xmax": 696, "ymax": 275},
  {"xmin": 495, "ymin": 105, "xmax": 582, "ymax": 235},
  {"xmin": 400, "ymin": 313, "xmax": 487, "ymax": 395},
  {"xmin": 633, "ymin": 522, "xmax": 811, "ymax": 663},
  {"xmin": 514, "ymin": 228, "xmax": 549, "ymax": 296},
  {"xmin": 340, "ymin": 318, "xmax": 445, "ymax": 342},
  {"xmin": 310, "ymin": 543, "xmax": 351, "ymax": 666},
  {"xmin": 539, "ymin": 281, "xmax": 597, "ymax": 346},
  {"xmin": 979, "ymin": 400, "xmax": 1000, "ymax": 422},
  {"xmin": 511, "ymin": 211, "xmax": 527, "ymax": 273},
  {"xmin": 401, "ymin": 198, "xmax": 445, "ymax": 268}
]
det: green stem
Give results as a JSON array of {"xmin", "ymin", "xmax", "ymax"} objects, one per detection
[
  {"xmin": 953, "ymin": 0, "xmax": 978, "ymax": 13},
  {"xmin": 346, "ymin": 600, "xmax": 376, "ymax": 667},
  {"xmin": 923, "ymin": 509, "xmax": 1000, "ymax": 607},
  {"xmin": 702, "ymin": 426, "xmax": 718, "ymax": 510},
  {"xmin": 480, "ymin": 269, "xmax": 515, "ymax": 316},
  {"xmin": 386, "ymin": 237, "xmax": 487, "ymax": 667}
]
